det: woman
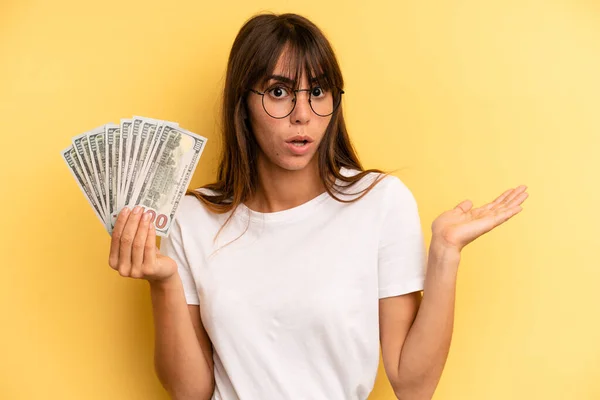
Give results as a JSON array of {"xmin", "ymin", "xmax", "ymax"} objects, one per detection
[{"xmin": 108, "ymin": 12, "xmax": 529, "ymax": 400}]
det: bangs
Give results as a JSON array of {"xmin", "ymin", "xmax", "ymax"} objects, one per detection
[{"xmin": 257, "ymin": 36, "xmax": 339, "ymax": 91}]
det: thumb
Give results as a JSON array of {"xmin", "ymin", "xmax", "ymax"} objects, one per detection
[{"xmin": 454, "ymin": 199, "xmax": 473, "ymax": 213}]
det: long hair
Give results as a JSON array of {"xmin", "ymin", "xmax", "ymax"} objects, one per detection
[{"xmin": 186, "ymin": 12, "xmax": 399, "ymax": 243}]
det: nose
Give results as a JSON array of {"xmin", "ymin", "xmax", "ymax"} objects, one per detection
[{"xmin": 290, "ymin": 90, "xmax": 311, "ymax": 124}]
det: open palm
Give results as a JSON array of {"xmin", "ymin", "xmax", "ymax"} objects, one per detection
[{"xmin": 431, "ymin": 185, "xmax": 529, "ymax": 253}]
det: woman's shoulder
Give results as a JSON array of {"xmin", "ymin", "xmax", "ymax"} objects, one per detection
[
  {"xmin": 337, "ymin": 168, "xmax": 420, "ymax": 218},
  {"xmin": 173, "ymin": 189, "xmax": 226, "ymax": 225}
]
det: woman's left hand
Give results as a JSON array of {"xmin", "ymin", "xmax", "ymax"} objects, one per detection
[{"xmin": 430, "ymin": 185, "xmax": 529, "ymax": 254}]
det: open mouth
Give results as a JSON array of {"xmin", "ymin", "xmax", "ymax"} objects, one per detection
[{"xmin": 290, "ymin": 140, "xmax": 309, "ymax": 147}]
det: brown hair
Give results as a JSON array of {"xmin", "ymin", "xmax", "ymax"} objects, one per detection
[{"xmin": 186, "ymin": 12, "xmax": 400, "ymax": 243}]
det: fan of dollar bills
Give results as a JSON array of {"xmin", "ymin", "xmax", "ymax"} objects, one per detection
[{"xmin": 61, "ymin": 116, "xmax": 207, "ymax": 237}]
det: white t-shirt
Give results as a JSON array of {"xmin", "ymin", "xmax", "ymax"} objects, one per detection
[{"xmin": 159, "ymin": 167, "xmax": 427, "ymax": 400}]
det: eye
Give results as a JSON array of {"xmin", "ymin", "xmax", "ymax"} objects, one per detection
[
  {"xmin": 311, "ymin": 86, "xmax": 326, "ymax": 98},
  {"xmin": 266, "ymin": 86, "xmax": 291, "ymax": 99}
]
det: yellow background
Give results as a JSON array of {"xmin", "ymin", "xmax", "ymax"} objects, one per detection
[{"xmin": 1, "ymin": 0, "xmax": 599, "ymax": 399}]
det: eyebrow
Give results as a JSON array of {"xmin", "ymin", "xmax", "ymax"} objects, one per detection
[{"xmin": 266, "ymin": 73, "xmax": 326, "ymax": 85}]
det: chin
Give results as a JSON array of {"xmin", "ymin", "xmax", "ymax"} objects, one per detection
[
  {"xmin": 276, "ymin": 155, "xmax": 317, "ymax": 172},
  {"xmin": 279, "ymin": 161, "xmax": 311, "ymax": 171}
]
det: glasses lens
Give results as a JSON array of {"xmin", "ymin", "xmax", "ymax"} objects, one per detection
[
  {"xmin": 310, "ymin": 87, "xmax": 342, "ymax": 116},
  {"xmin": 309, "ymin": 87, "xmax": 333, "ymax": 116},
  {"xmin": 263, "ymin": 86, "xmax": 295, "ymax": 118}
]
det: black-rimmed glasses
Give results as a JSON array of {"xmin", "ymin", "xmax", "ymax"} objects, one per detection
[{"xmin": 248, "ymin": 85, "xmax": 344, "ymax": 119}]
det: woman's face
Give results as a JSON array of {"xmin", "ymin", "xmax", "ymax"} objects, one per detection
[{"xmin": 246, "ymin": 56, "xmax": 332, "ymax": 173}]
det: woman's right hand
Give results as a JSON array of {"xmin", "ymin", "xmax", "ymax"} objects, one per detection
[{"xmin": 108, "ymin": 206, "xmax": 177, "ymax": 283}]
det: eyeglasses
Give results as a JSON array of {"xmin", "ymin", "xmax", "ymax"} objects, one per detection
[{"xmin": 248, "ymin": 85, "xmax": 344, "ymax": 119}]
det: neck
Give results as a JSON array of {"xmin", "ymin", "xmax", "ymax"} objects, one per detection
[{"xmin": 246, "ymin": 154, "xmax": 326, "ymax": 213}]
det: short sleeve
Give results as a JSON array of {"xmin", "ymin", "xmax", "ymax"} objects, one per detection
[
  {"xmin": 378, "ymin": 176, "xmax": 427, "ymax": 298},
  {"xmin": 159, "ymin": 215, "xmax": 200, "ymax": 305}
]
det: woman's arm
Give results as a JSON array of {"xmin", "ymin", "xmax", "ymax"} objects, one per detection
[
  {"xmin": 151, "ymin": 273, "xmax": 215, "ymax": 400},
  {"xmin": 391, "ymin": 244, "xmax": 459, "ymax": 400},
  {"xmin": 382, "ymin": 184, "xmax": 528, "ymax": 399},
  {"xmin": 379, "ymin": 243, "xmax": 459, "ymax": 400}
]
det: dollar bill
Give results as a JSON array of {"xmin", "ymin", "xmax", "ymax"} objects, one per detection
[
  {"xmin": 127, "ymin": 122, "xmax": 174, "ymax": 208},
  {"xmin": 110, "ymin": 125, "xmax": 121, "ymax": 230},
  {"xmin": 118, "ymin": 119, "xmax": 132, "ymax": 211},
  {"xmin": 121, "ymin": 116, "xmax": 144, "ymax": 207},
  {"xmin": 61, "ymin": 146, "xmax": 108, "ymax": 229},
  {"xmin": 123, "ymin": 117, "xmax": 179, "ymax": 210},
  {"xmin": 128, "ymin": 125, "xmax": 207, "ymax": 237},
  {"xmin": 86, "ymin": 126, "xmax": 109, "ymax": 224},
  {"xmin": 72, "ymin": 129, "xmax": 107, "ymax": 221}
]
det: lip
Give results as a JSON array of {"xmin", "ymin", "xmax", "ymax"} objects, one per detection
[
  {"xmin": 285, "ymin": 140, "xmax": 313, "ymax": 155},
  {"xmin": 285, "ymin": 135, "xmax": 314, "ymax": 143}
]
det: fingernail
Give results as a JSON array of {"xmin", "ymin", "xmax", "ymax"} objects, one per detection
[
  {"xmin": 133, "ymin": 206, "xmax": 142, "ymax": 214},
  {"xmin": 143, "ymin": 212, "xmax": 151, "ymax": 221},
  {"xmin": 122, "ymin": 207, "xmax": 130, "ymax": 215}
]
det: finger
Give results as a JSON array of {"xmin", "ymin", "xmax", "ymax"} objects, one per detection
[
  {"xmin": 493, "ymin": 204, "xmax": 523, "ymax": 225},
  {"xmin": 504, "ymin": 190, "xmax": 529, "ymax": 209},
  {"xmin": 485, "ymin": 185, "xmax": 527, "ymax": 212},
  {"xmin": 474, "ymin": 206, "xmax": 521, "ymax": 237},
  {"xmin": 454, "ymin": 199, "xmax": 473, "ymax": 213},
  {"xmin": 481, "ymin": 188, "xmax": 513, "ymax": 212},
  {"xmin": 108, "ymin": 207, "xmax": 131, "ymax": 269},
  {"xmin": 496, "ymin": 185, "xmax": 528, "ymax": 210},
  {"xmin": 131, "ymin": 211, "xmax": 152, "ymax": 278},
  {"xmin": 118, "ymin": 205, "xmax": 144, "ymax": 277},
  {"xmin": 143, "ymin": 221, "xmax": 157, "ymax": 274}
]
